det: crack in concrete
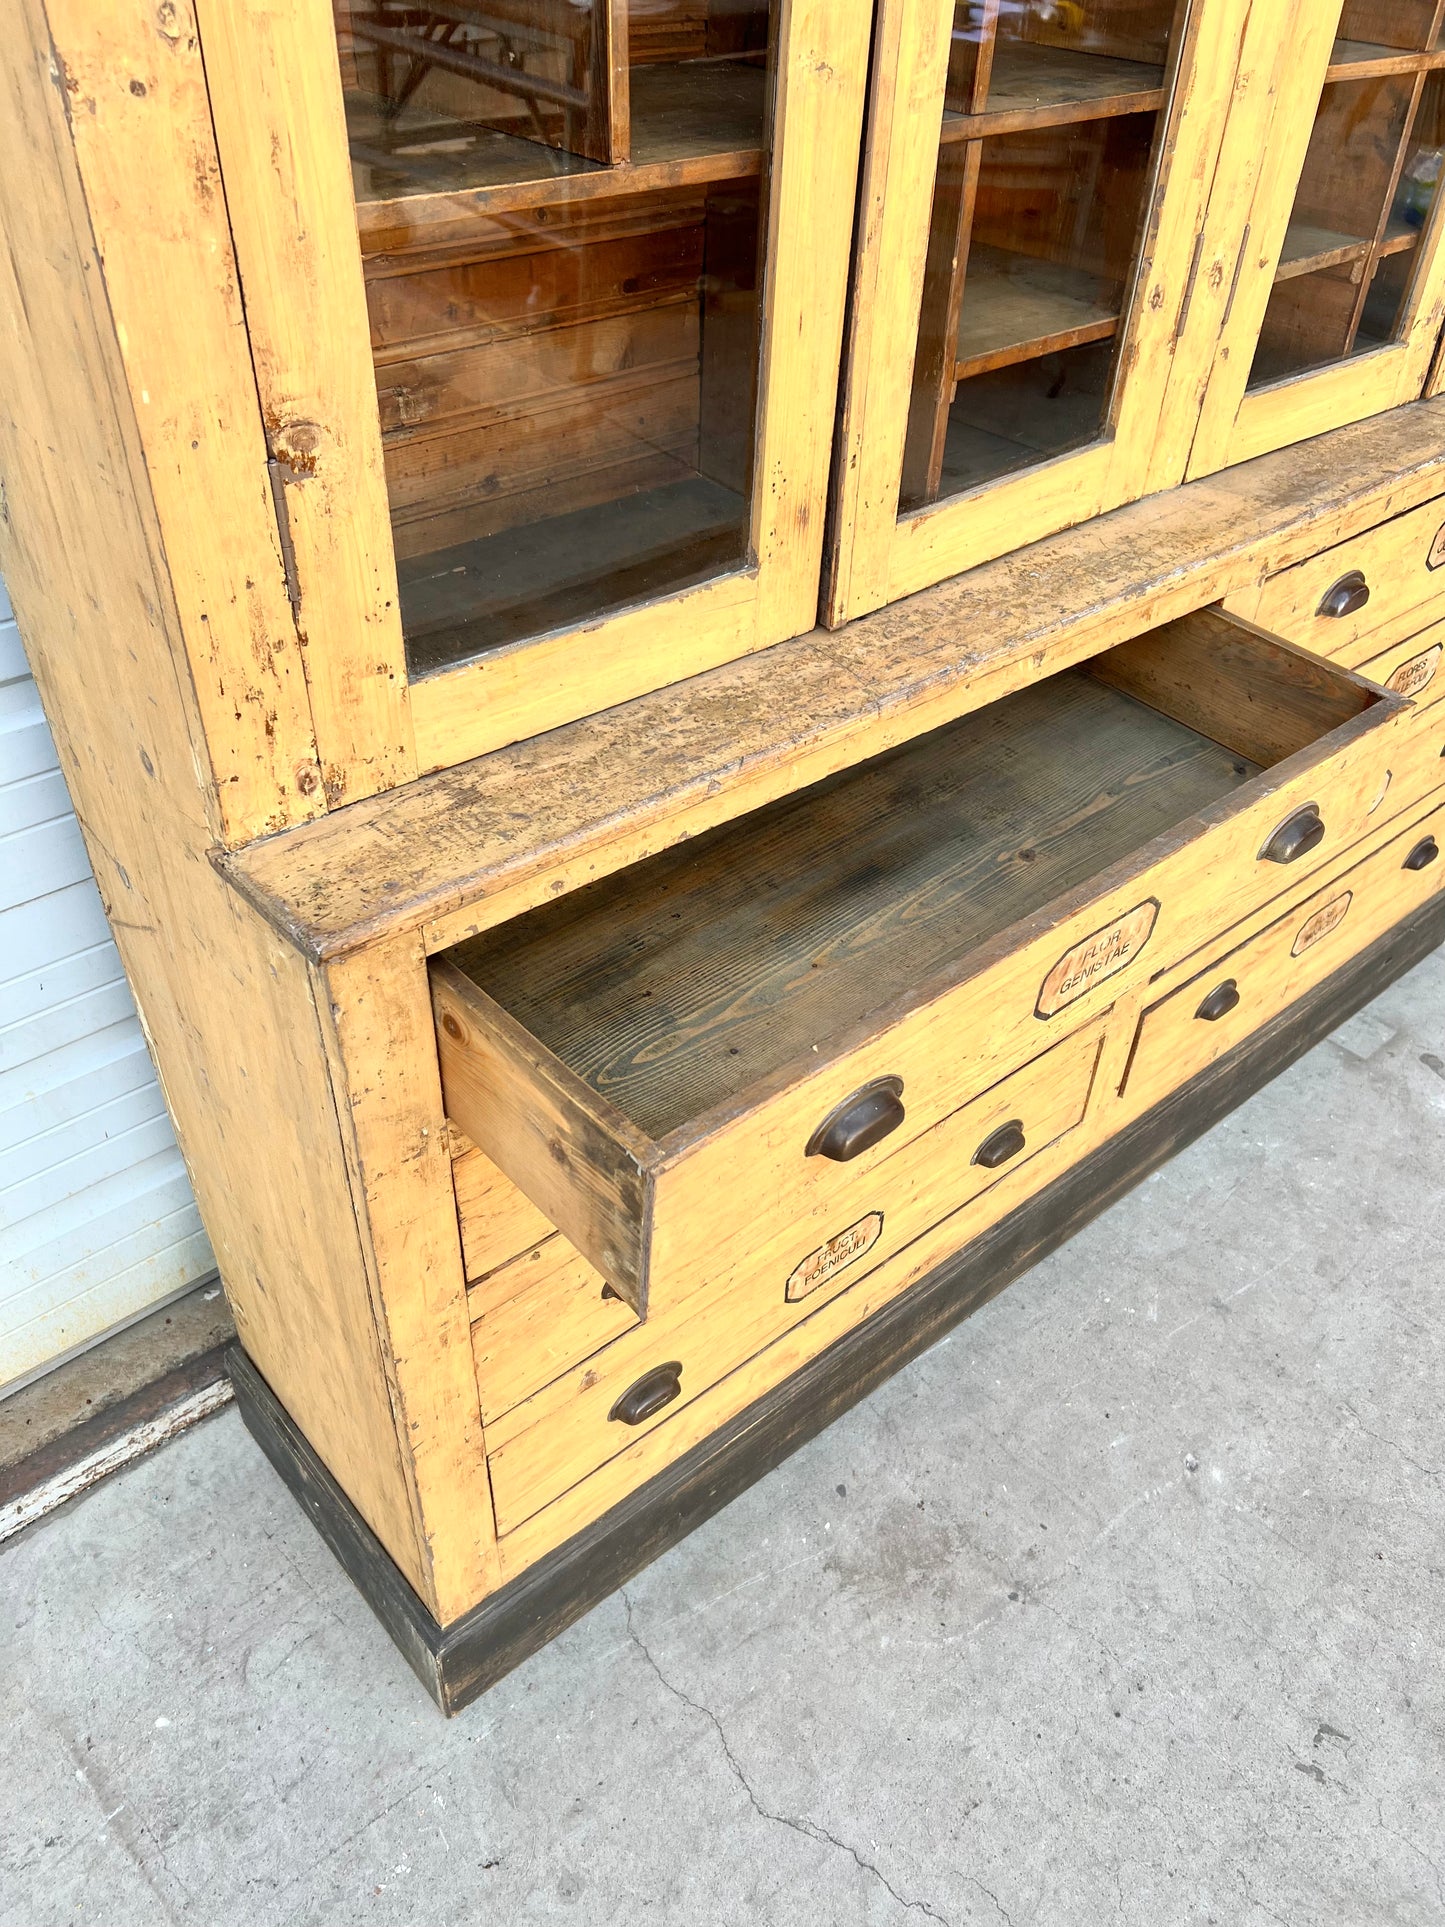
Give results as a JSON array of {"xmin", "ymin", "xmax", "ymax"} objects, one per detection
[
  {"xmin": 1238, "ymin": 1873, "xmax": 1292, "ymax": 1926},
  {"xmin": 622, "ymin": 1590, "xmax": 954, "ymax": 1926},
  {"xmin": 1342, "ymin": 1402, "xmax": 1440, "ymax": 1482},
  {"xmin": 1376, "ymin": 1803, "xmax": 1445, "ymax": 1912}
]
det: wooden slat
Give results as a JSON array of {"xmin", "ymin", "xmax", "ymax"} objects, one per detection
[
  {"xmin": 44, "ymin": 0, "xmax": 324, "ymax": 845},
  {"xmin": 197, "ymin": 0, "xmax": 417, "ymax": 807},
  {"xmin": 218, "ymin": 402, "xmax": 1445, "ymax": 963}
]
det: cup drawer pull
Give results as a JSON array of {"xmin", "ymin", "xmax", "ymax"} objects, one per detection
[
  {"xmin": 1317, "ymin": 570, "xmax": 1370, "ymax": 619},
  {"xmin": 807, "ymin": 1077, "xmax": 906, "ymax": 1162},
  {"xmin": 1195, "ymin": 979, "xmax": 1241, "ymax": 1023},
  {"xmin": 972, "ymin": 1119, "xmax": 1027, "ymax": 1170},
  {"xmin": 1404, "ymin": 836, "xmax": 1440, "ymax": 872},
  {"xmin": 609, "ymin": 1363, "xmax": 683, "ymax": 1426},
  {"xmin": 1261, "ymin": 805, "xmax": 1325, "ymax": 865}
]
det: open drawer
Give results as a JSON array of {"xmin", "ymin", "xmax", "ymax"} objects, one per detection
[{"xmin": 432, "ymin": 608, "xmax": 1407, "ymax": 1318}]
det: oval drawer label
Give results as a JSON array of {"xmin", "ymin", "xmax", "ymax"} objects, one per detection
[
  {"xmin": 1428, "ymin": 520, "xmax": 1445, "ymax": 570},
  {"xmin": 1293, "ymin": 891, "xmax": 1352, "ymax": 957},
  {"xmin": 1036, "ymin": 900, "xmax": 1159, "ymax": 1017},
  {"xmin": 1385, "ymin": 644, "xmax": 1442, "ymax": 699},
  {"xmin": 786, "ymin": 1212, "xmax": 883, "ymax": 1304}
]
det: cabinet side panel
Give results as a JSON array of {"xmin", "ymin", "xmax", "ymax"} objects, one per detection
[
  {"xmin": 0, "ymin": 1, "xmax": 429, "ymax": 1601},
  {"xmin": 45, "ymin": 0, "xmax": 326, "ymax": 846}
]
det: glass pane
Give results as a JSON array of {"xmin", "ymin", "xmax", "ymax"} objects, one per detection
[
  {"xmin": 331, "ymin": 2, "xmax": 774, "ymax": 677},
  {"xmin": 900, "ymin": 0, "xmax": 1184, "ymax": 516},
  {"xmin": 1247, "ymin": 6, "xmax": 1445, "ymax": 390}
]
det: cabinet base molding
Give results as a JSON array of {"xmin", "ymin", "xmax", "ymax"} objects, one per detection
[{"xmin": 229, "ymin": 891, "xmax": 1445, "ymax": 1716}]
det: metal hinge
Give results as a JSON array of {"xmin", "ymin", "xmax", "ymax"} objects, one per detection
[{"xmin": 266, "ymin": 457, "xmax": 303, "ymax": 616}]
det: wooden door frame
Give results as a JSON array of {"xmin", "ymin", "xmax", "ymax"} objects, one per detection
[
  {"xmin": 194, "ymin": 0, "xmax": 871, "ymax": 795},
  {"xmin": 1181, "ymin": 0, "xmax": 1445, "ymax": 482},
  {"xmin": 825, "ymin": 0, "xmax": 1252, "ymax": 628}
]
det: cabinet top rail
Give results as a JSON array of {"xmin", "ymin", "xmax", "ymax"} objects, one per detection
[{"xmin": 218, "ymin": 401, "xmax": 1445, "ymax": 965}]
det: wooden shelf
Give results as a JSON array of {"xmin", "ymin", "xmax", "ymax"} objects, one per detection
[
  {"xmin": 942, "ymin": 45, "xmax": 1165, "ymax": 143},
  {"xmin": 1327, "ymin": 38, "xmax": 1445, "ymax": 80},
  {"xmin": 1273, "ymin": 215, "xmax": 1419, "ymax": 284},
  {"xmin": 353, "ymin": 58, "xmax": 766, "ymax": 241},
  {"xmin": 953, "ymin": 250, "xmax": 1121, "ymax": 383},
  {"xmin": 1275, "ymin": 221, "xmax": 1373, "ymax": 281}
]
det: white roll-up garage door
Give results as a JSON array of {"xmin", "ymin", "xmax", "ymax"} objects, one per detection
[{"xmin": 0, "ymin": 571, "xmax": 214, "ymax": 1396}]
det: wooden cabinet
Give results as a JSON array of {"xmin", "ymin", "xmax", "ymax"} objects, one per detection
[
  {"xmin": 829, "ymin": 0, "xmax": 1445, "ymax": 622},
  {"xmin": 8, "ymin": 0, "xmax": 1445, "ymax": 1716}
]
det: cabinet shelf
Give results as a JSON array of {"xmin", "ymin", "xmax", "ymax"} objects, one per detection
[
  {"xmin": 1327, "ymin": 38, "xmax": 1445, "ymax": 80},
  {"xmin": 353, "ymin": 58, "xmax": 766, "ymax": 239},
  {"xmin": 953, "ymin": 250, "xmax": 1121, "ymax": 384},
  {"xmin": 1274, "ymin": 215, "xmax": 1419, "ymax": 284},
  {"xmin": 942, "ymin": 45, "xmax": 1165, "ymax": 143}
]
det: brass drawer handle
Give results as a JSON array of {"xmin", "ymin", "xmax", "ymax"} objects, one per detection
[
  {"xmin": 609, "ymin": 1363, "xmax": 683, "ymax": 1426},
  {"xmin": 807, "ymin": 1077, "xmax": 906, "ymax": 1162},
  {"xmin": 1317, "ymin": 570, "xmax": 1369, "ymax": 619},
  {"xmin": 1404, "ymin": 836, "xmax": 1440, "ymax": 872},
  {"xmin": 1261, "ymin": 805, "xmax": 1325, "ymax": 865},
  {"xmin": 1195, "ymin": 979, "xmax": 1241, "ymax": 1023},
  {"xmin": 972, "ymin": 1119, "xmax": 1026, "ymax": 1170}
]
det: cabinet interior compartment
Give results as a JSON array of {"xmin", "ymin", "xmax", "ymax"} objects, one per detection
[
  {"xmin": 331, "ymin": 1, "xmax": 774, "ymax": 674},
  {"xmin": 899, "ymin": 0, "xmax": 1185, "ymax": 514},
  {"xmin": 1250, "ymin": 14, "xmax": 1445, "ymax": 390}
]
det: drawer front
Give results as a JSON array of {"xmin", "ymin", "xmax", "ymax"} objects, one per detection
[
  {"xmin": 1122, "ymin": 799, "xmax": 1445, "ymax": 1116},
  {"xmin": 469, "ymin": 1235, "xmax": 638, "ymax": 1425},
  {"xmin": 451, "ymin": 1133, "xmax": 556, "ymax": 1284},
  {"xmin": 1227, "ymin": 497, "xmax": 1445, "ymax": 662},
  {"xmin": 485, "ymin": 1020, "xmax": 1105, "ymax": 1536}
]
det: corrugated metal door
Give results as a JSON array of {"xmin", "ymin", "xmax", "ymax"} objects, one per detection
[{"xmin": 0, "ymin": 571, "xmax": 214, "ymax": 1396}]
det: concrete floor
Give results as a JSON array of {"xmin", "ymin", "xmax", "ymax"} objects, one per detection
[{"xmin": 3, "ymin": 948, "xmax": 1443, "ymax": 1927}]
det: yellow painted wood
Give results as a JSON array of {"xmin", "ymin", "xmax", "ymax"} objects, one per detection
[
  {"xmin": 486, "ymin": 1016, "xmax": 1107, "ymax": 1535},
  {"xmin": 197, "ymin": 0, "xmax": 417, "ymax": 807},
  {"xmin": 1120, "ymin": 794, "xmax": 1445, "ymax": 1115},
  {"xmin": 1224, "ymin": 492, "xmax": 1445, "ymax": 661},
  {"xmin": 44, "ymin": 0, "xmax": 324, "ymax": 844},
  {"xmin": 469, "ymin": 1236, "xmax": 638, "ymax": 1426}
]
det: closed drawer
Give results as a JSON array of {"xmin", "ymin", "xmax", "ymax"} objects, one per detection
[
  {"xmin": 433, "ymin": 605, "xmax": 1405, "ymax": 1322},
  {"xmin": 469, "ymin": 1234, "xmax": 637, "ymax": 1425},
  {"xmin": 484, "ymin": 1017, "xmax": 1106, "ymax": 1536},
  {"xmin": 1226, "ymin": 496, "xmax": 1445, "ymax": 663},
  {"xmin": 1122, "ymin": 798, "xmax": 1445, "ymax": 1115}
]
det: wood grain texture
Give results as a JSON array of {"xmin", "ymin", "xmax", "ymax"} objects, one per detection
[
  {"xmin": 451, "ymin": 1135, "xmax": 559, "ymax": 1284},
  {"xmin": 446, "ymin": 670, "xmax": 1256, "ymax": 1137},
  {"xmin": 45, "ymin": 0, "xmax": 324, "ymax": 845},
  {"xmin": 318, "ymin": 940, "xmax": 499, "ymax": 1618},
  {"xmin": 469, "ymin": 1236, "xmax": 638, "ymax": 1425},
  {"xmin": 0, "ymin": 1, "xmax": 430, "ymax": 1600},
  {"xmin": 219, "ymin": 406, "xmax": 1445, "ymax": 967},
  {"xmin": 197, "ymin": 0, "xmax": 417, "ymax": 806},
  {"xmin": 432, "ymin": 962, "xmax": 656, "ymax": 1312},
  {"xmin": 1089, "ymin": 607, "xmax": 1375, "ymax": 767}
]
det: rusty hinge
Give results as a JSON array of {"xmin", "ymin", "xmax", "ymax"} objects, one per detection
[{"xmin": 266, "ymin": 458, "xmax": 303, "ymax": 616}]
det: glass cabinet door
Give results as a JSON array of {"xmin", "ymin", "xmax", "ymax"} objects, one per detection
[
  {"xmin": 828, "ymin": 0, "xmax": 1241, "ymax": 623},
  {"xmin": 198, "ymin": 0, "xmax": 869, "ymax": 787},
  {"xmin": 1184, "ymin": 0, "xmax": 1445, "ymax": 479}
]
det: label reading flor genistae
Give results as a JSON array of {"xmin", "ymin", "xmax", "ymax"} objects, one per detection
[
  {"xmin": 786, "ymin": 1212, "xmax": 884, "ymax": 1304},
  {"xmin": 1036, "ymin": 900, "xmax": 1159, "ymax": 1017}
]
